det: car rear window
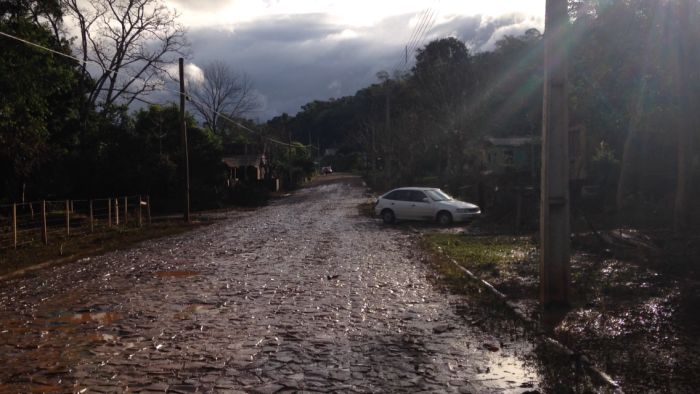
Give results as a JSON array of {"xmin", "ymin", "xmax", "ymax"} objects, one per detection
[
  {"xmin": 382, "ymin": 191, "xmax": 398, "ymax": 200},
  {"xmin": 395, "ymin": 190, "xmax": 412, "ymax": 201}
]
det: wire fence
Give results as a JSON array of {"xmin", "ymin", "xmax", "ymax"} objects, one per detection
[{"xmin": 0, "ymin": 196, "xmax": 151, "ymax": 251}]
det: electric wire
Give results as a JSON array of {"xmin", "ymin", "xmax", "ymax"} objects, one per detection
[
  {"xmin": 399, "ymin": 1, "xmax": 439, "ymax": 75},
  {"xmin": 0, "ymin": 30, "xmax": 311, "ymax": 149},
  {"xmin": 388, "ymin": 3, "xmax": 434, "ymax": 77},
  {"xmin": 398, "ymin": 0, "xmax": 442, "ymax": 77}
]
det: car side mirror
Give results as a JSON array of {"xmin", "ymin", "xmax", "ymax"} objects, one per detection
[{"xmin": 423, "ymin": 198, "xmax": 430, "ymax": 203}]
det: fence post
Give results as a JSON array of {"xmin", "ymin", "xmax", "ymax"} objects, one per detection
[
  {"xmin": 115, "ymin": 198, "xmax": 119, "ymax": 226},
  {"xmin": 137, "ymin": 196, "xmax": 142, "ymax": 225},
  {"xmin": 66, "ymin": 200, "xmax": 70, "ymax": 238},
  {"xmin": 41, "ymin": 200, "xmax": 48, "ymax": 244},
  {"xmin": 108, "ymin": 198, "xmax": 112, "ymax": 228},
  {"xmin": 146, "ymin": 196, "xmax": 151, "ymax": 224},
  {"xmin": 124, "ymin": 196, "xmax": 128, "ymax": 226},
  {"xmin": 13, "ymin": 203, "xmax": 17, "ymax": 250},
  {"xmin": 70, "ymin": 200, "xmax": 74, "ymax": 214},
  {"xmin": 89, "ymin": 200, "xmax": 94, "ymax": 235}
]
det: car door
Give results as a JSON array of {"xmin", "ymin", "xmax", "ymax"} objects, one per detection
[
  {"xmin": 391, "ymin": 189, "xmax": 413, "ymax": 219},
  {"xmin": 409, "ymin": 190, "xmax": 434, "ymax": 220}
]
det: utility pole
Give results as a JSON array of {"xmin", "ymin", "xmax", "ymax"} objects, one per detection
[
  {"xmin": 179, "ymin": 58, "xmax": 190, "ymax": 222},
  {"xmin": 385, "ymin": 84, "xmax": 391, "ymax": 187},
  {"xmin": 540, "ymin": 0, "xmax": 570, "ymax": 306}
]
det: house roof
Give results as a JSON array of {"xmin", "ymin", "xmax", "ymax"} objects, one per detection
[
  {"xmin": 486, "ymin": 137, "xmax": 541, "ymax": 147},
  {"xmin": 221, "ymin": 154, "xmax": 266, "ymax": 168}
]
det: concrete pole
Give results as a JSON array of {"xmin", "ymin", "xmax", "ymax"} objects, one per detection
[
  {"xmin": 180, "ymin": 58, "xmax": 190, "ymax": 222},
  {"xmin": 540, "ymin": 0, "xmax": 571, "ymax": 307}
]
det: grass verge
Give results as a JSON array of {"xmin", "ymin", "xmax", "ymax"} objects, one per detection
[{"xmin": 0, "ymin": 220, "xmax": 209, "ymax": 278}]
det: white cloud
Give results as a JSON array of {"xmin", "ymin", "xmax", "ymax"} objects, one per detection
[
  {"xmin": 326, "ymin": 29, "xmax": 358, "ymax": 40},
  {"xmin": 478, "ymin": 15, "xmax": 544, "ymax": 51},
  {"xmin": 327, "ymin": 79, "xmax": 342, "ymax": 96}
]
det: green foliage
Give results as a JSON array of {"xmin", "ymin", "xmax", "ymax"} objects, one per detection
[{"xmin": 0, "ymin": 2, "xmax": 80, "ymax": 200}]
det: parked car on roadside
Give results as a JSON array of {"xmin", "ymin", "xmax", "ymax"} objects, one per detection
[
  {"xmin": 374, "ymin": 187, "xmax": 480, "ymax": 225},
  {"xmin": 322, "ymin": 166, "xmax": 332, "ymax": 175}
]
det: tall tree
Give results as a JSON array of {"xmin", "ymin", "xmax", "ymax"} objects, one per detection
[
  {"xmin": 61, "ymin": 0, "xmax": 190, "ymax": 114},
  {"xmin": 0, "ymin": 0, "xmax": 79, "ymax": 201},
  {"xmin": 186, "ymin": 60, "xmax": 262, "ymax": 136},
  {"xmin": 412, "ymin": 37, "xmax": 475, "ymax": 193}
]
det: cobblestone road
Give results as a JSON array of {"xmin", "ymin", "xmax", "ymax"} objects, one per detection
[{"xmin": 0, "ymin": 176, "xmax": 539, "ymax": 393}]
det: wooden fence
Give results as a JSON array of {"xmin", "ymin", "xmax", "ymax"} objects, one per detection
[{"xmin": 0, "ymin": 196, "xmax": 150, "ymax": 250}]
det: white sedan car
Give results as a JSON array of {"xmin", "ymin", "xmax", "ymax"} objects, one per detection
[{"xmin": 374, "ymin": 187, "xmax": 481, "ymax": 225}]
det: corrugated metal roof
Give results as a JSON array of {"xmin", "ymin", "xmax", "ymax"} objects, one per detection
[{"xmin": 221, "ymin": 154, "xmax": 266, "ymax": 168}]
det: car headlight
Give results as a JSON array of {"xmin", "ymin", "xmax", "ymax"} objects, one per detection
[{"xmin": 456, "ymin": 208, "xmax": 477, "ymax": 213}]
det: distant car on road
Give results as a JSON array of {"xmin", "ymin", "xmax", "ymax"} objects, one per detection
[
  {"xmin": 322, "ymin": 166, "xmax": 332, "ymax": 175},
  {"xmin": 374, "ymin": 187, "xmax": 480, "ymax": 225}
]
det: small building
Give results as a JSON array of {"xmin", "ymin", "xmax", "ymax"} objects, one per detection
[
  {"xmin": 221, "ymin": 154, "xmax": 267, "ymax": 184},
  {"xmin": 484, "ymin": 137, "xmax": 541, "ymax": 175}
]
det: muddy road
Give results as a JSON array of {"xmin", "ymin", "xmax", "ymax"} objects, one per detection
[{"xmin": 0, "ymin": 175, "xmax": 539, "ymax": 393}]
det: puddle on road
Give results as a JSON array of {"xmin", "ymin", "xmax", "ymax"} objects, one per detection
[
  {"xmin": 476, "ymin": 349, "xmax": 540, "ymax": 393},
  {"xmin": 156, "ymin": 270, "xmax": 200, "ymax": 278}
]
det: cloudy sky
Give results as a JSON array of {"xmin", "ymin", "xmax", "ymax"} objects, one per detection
[{"xmin": 163, "ymin": 0, "xmax": 545, "ymax": 120}]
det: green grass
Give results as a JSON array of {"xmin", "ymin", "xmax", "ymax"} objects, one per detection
[{"xmin": 423, "ymin": 233, "xmax": 537, "ymax": 278}]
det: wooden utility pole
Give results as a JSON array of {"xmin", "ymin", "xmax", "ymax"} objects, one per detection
[
  {"xmin": 179, "ymin": 58, "xmax": 190, "ymax": 222},
  {"xmin": 540, "ymin": 0, "xmax": 571, "ymax": 307},
  {"xmin": 385, "ymin": 85, "xmax": 392, "ymax": 186}
]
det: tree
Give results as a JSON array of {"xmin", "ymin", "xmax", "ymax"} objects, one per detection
[
  {"xmin": 0, "ymin": 0, "xmax": 80, "ymax": 202},
  {"xmin": 61, "ymin": 0, "xmax": 190, "ymax": 115},
  {"xmin": 411, "ymin": 37, "xmax": 476, "ymax": 193},
  {"xmin": 186, "ymin": 60, "xmax": 262, "ymax": 136}
]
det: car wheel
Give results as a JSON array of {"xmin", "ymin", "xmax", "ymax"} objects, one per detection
[
  {"xmin": 382, "ymin": 209, "xmax": 395, "ymax": 224},
  {"xmin": 437, "ymin": 211, "xmax": 453, "ymax": 226}
]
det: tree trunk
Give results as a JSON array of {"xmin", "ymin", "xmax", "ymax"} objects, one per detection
[{"xmin": 616, "ymin": 97, "xmax": 643, "ymax": 211}]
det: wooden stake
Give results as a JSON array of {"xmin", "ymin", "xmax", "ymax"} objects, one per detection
[
  {"xmin": 123, "ymin": 196, "xmax": 128, "ymax": 226},
  {"xmin": 137, "ymin": 195, "xmax": 142, "ymax": 225},
  {"xmin": 146, "ymin": 196, "xmax": 151, "ymax": 224},
  {"xmin": 108, "ymin": 198, "xmax": 112, "ymax": 228},
  {"xmin": 89, "ymin": 200, "xmax": 94, "ymax": 235},
  {"xmin": 66, "ymin": 200, "xmax": 70, "ymax": 238},
  {"xmin": 41, "ymin": 200, "xmax": 48, "ymax": 244},
  {"xmin": 115, "ymin": 198, "xmax": 119, "ymax": 226},
  {"xmin": 13, "ymin": 203, "xmax": 17, "ymax": 249}
]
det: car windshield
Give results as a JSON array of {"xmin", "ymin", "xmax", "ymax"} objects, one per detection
[{"xmin": 425, "ymin": 189, "xmax": 453, "ymax": 201}]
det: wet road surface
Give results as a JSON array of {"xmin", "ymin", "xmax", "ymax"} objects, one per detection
[{"xmin": 0, "ymin": 176, "xmax": 539, "ymax": 393}]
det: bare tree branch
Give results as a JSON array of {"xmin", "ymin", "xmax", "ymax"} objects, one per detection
[
  {"xmin": 62, "ymin": 0, "xmax": 190, "ymax": 114},
  {"xmin": 186, "ymin": 60, "xmax": 263, "ymax": 135}
]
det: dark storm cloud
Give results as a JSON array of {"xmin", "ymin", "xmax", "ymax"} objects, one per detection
[{"xmin": 177, "ymin": 12, "xmax": 541, "ymax": 120}]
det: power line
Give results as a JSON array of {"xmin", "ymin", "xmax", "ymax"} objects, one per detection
[
  {"xmin": 389, "ymin": 3, "xmax": 434, "ymax": 77},
  {"xmin": 0, "ymin": 30, "xmax": 310, "ymax": 150},
  {"xmin": 398, "ymin": 1, "xmax": 442, "ymax": 77},
  {"xmin": 390, "ymin": 0, "xmax": 441, "ymax": 79}
]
